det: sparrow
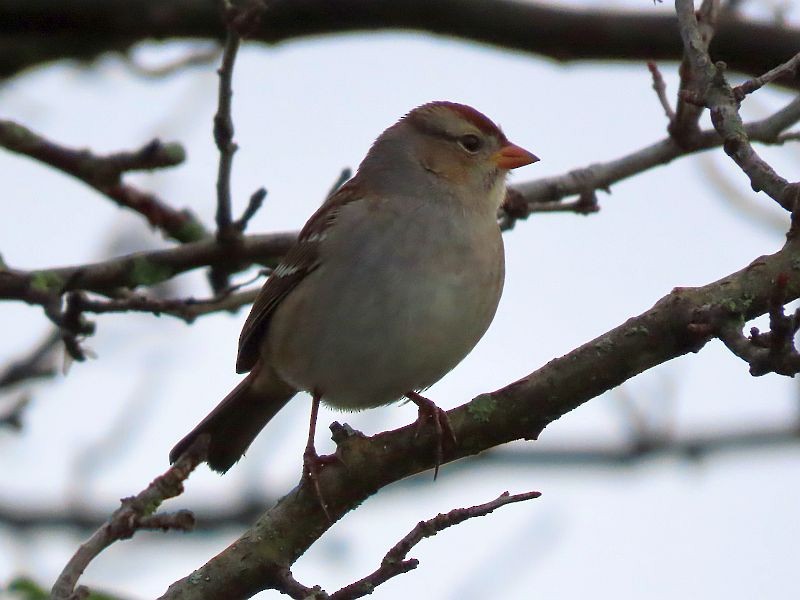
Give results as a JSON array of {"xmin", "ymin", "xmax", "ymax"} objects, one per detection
[{"xmin": 170, "ymin": 101, "xmax": 538, "ymax": 503}]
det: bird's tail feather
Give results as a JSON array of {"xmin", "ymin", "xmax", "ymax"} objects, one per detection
[{"xmin": 169, "ymin": 367, "xmax": 296, "ymax": 473}]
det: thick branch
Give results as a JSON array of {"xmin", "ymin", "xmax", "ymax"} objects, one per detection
[
  {"xmin": 3, "ymin": 1, "xmax": 800, "ymax": 88},
  {"xmin": 158, "ymin": 230, "xmax": 800, "ymax": 600}
]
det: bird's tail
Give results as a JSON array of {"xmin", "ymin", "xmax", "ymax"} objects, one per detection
[{"xmin": 169, "ymin": 366, "xmax": 296, "ymax": 473}]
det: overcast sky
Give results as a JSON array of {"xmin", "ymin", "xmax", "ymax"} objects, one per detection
[{"xmin": 2, "ymin": 2, "xmax": 799, "ymax": 598}]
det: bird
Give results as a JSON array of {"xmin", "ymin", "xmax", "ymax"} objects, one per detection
[{"xmin": 170, "ymin": 101, "xmax": 538, "ymax": 501}]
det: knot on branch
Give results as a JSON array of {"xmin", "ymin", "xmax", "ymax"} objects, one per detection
[{"xmin": 694, "ymin": 275, "xmax": 800, "ymax": 377}]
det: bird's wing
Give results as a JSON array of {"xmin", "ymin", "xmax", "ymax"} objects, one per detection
[{"xmin": 235, "ymin": 179, "xmax": 363, "ymax": 373}]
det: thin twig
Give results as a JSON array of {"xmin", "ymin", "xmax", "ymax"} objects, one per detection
[
  {"xmin": 0, "ymin": 329, "xmax": 60, "ymax": 391},
  {"xmin": 499, "ymin": 91, "xmax": 800, "ymax": 229},
  {"xmin": 213, "ymin": 15, "xmax": 241, "ymax": 243},
  {"xmin": 329, "ymin": 491, "xmax": 541, "ymax": 600},
  {"xmin": 234, "ymin": 187, "xmax": 267, "ymax": 232},
  {"xmin": 209, "ymin": 2, "xmax": 268, "ymax": 293},
  {"xmin": 0, "ymin": 394, "xmax": 29, "ymax": 431},
  {"xmin": 50, "ymin": 435, "xmax": 209, "ymax": 600},
  {"xmin": 734, "ymin": 52, "xmax": 800, "ymax": 101},
  {"xmin": 669, "ymin": 0, "xmax": 720, "ymax": 145},
  {"xmin": 775, "ymin": 131, "xmax": 800, "ymax": 144},
  {"xmin": 647, "ymin": 61, "xmax": 676, "ymax": 122},
  {"xmin": 0, "ymin": 121, "xmax": 205, "ymax": 243},
  {"xmin": 126, "ymin": 45, "xmax": 222, "ymax": 79},
  {"xmin": 73, "ymin": 287, "xmax": 260, "ymax": 323}
]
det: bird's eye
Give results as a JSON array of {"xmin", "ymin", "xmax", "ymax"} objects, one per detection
[{"xmin": 458, "ymin": 134, "xmax": 482, "ymax": 153}]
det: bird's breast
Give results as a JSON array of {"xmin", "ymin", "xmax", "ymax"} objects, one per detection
[{"xmin": 266, "ymin": 195, "xmax": 504, "ymax": 410}]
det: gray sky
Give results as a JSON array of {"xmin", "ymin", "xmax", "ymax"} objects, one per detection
[{"xmin": 1, "ymin": 4, "xmax": 799, "ymax": 598}]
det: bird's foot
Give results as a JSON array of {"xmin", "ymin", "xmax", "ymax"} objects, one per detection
[
  {"xmin": 405, "ymin": 391, "xmax": 457, "ymax": 480},
  {"xmin": 302, "ymin": 447, "xmax": 338, "ymax": 522}
]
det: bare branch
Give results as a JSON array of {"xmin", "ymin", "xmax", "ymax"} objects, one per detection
[
  {"xmin": 734, "ymin": 51, "xmax": 800, "ymax": 101},
  {"xmin": 4, "ymin": 1, "xmax": 800, "ymax": 91},
  {"xmin": 0, "ymin": 329, "xmax": 60, "ymax": 391},
  {"xmin": 3, "ymin": 91, "xmax": 799, "ymax": 311},
  {"xmin": 501, "ymin": 92, "xmax": 800, "ymax": 228},
  {"xmin": 704, "ymin": 272, "xmax": 800, "ymax": 376},
  {"xmin": 0, "ymin": 393, "xmax": 29, "ymax": 431},
  {"xmin": 213, "ymin": 11, "xmax": 241, "ymax": 245},
  {"xmin": 0, "ymin": 231, "xmax": 295, "ymax": 306},
  {"xmin": 4, "ymin": 422, "xmax": 800, "ymax": 535},
  {"xmin": 50, "ymin": 435, "xmax": 209, "ymax": 600},
  {"xmin": 126, "ymin": 45, "xmax": 221, "ymax": 79},
  {"xmin": 158, "ymin": 231, "xmax": 800, "ymax": 599},
  {"xmin": 675, "ymin": 0, "xmax": 797, "ymax": 211},
  {"xmin": 669, "ymin": 0, "xmax": 720, "ymax": 145},
  {"xmin": 234, "ymin": 188, "xmax": 267, "ymax": 233},
  {"xmin": 210, "ymin": 1, "xmax": 269, "ymax": 292},
  {"xmin": 329, "ymin": 491, "xmax": 540, "ymax": 600},
  {"xmin": 647, "ymin": 61, "xmax": 676, "ymax": 122},
  {"xmin": 0, "ymin": 120, "xmax": 206, "ymax": 243},
  {"xmin": 73, "ymin": 287, "xmax": 260, "ymax": 324}
]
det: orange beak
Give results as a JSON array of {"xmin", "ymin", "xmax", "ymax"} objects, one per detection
[{"xmin": 492, "ymin": 143, "xmax": 539, "ymax": 170}]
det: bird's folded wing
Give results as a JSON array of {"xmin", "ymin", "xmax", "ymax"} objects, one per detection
[{"xmin": 235, "ymin": 180, "xmax": 364, "ymax": 373}]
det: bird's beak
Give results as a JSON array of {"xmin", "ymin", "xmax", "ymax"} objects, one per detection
[{"xmin": 492, "ymin": 143, "xmax": 539, "ymax": 170}]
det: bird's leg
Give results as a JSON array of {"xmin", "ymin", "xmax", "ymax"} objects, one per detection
[
  {"xmin": 303, "ymin": 391, "xmax": 334, "ymax": 521},
  {"xmin": 405, "ymin": 390, "xmax": 457, "ymax": 480}
]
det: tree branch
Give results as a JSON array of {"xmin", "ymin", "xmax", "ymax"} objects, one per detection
[
  {"xmin": 3, "ymin": 92, "xmax": 799, "ymax": 312},
  {"xmin": 0, "ymin": 231, "xmax": 295, "ymax": 306},
  {"xmin": 50, "ymin": 435, "xmax": 209, "ymax": 600},
  {"xmin": 157, "ymin": 230, "xmax": 800, "ymax": 599},
  {"xmin": 213, "ymin": 9, "xmax": 241, "ymax": 244},
  {"xmin": 734, "ymin": 51, "xmax": 800, "ymax": 101},
  {"xmin": 0, "ymin": 329, "xmax": 60, "ymax": 391},
  {"xmin": 72, "ymin": 286, "xmax": 260, "ymax": 324},
  {"xmin": 499, "ymin": 91, "xmax": 800, "ymax": 229},
  {"xmin": 327, "ymin": 491, "xmax": 540, "ymax": 600},
  {"xmin": 3, "ymin": 0, "xmax": 800, "ymax": 89},
  {"xmin": 0, "ymin": 120, "xmax": 207, "ymax": 243},
  {"xmin": 3, "ymin": 422, "xmax": 799, "ymax": 535}
]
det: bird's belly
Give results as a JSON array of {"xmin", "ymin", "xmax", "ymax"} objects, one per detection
[{"xmin": 266, "ymin": 218, "xmax": 503, "ymax": 410}]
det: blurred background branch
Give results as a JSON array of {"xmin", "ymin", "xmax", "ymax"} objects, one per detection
[{"xmin": 2, "ymin": 0, "xmax": 800, "ymax": 86}]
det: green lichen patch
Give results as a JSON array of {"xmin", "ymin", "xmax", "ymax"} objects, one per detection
[
  {"xmin": 174, "ymin": 218, "xmax": 208, "ymax": 243},
  {"xmin": 130, "ymin": 256, "xmax": 173, "ymax": 287},
  {"xmin": 624, "ymin": 325, "xmax": 650, "ymax": 337},
  {"xmin": 30, "ymin": 270, "xmax": 64, "ymax": 293},
  {"xmin": 468, "ymin": 394, "xmax": 497, "ymax": 423}
]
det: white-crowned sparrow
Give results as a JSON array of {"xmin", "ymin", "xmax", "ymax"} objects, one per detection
[{"xmin": 170, "ymin": 101, "xmax": 538, "ymax": 480}]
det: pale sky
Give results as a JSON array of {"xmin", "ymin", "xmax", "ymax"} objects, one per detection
[{"xmin": 1, "ymin": 3, "xmax": 799, "ymax": 598}]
